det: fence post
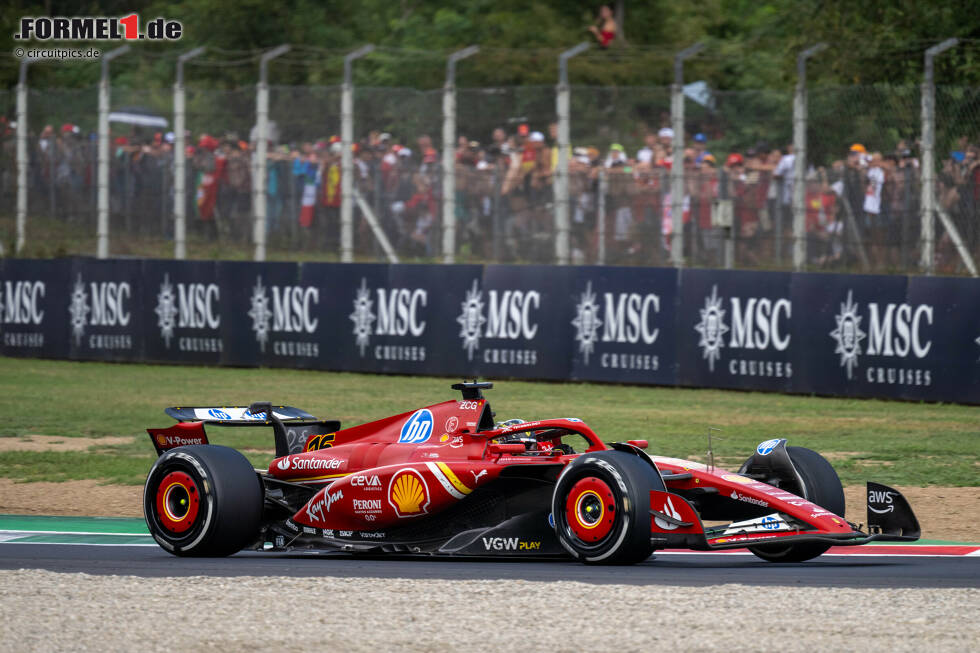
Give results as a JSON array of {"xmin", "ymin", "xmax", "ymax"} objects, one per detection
[
  {"xmin": 597, "ymin": 167, "xmax": 607, "ymax": 265},
  {"xmin": 47, "ymin": 133, "xmax": 55, "ymax": 219},
  {"xmin": 340, "ymin": 44, "xmax": 375, "ymax": 264},
  {"xmin": 96, "ymin": 46, "xmax": 129, "ymax": 259},
  {"xmin": 173, "ymin": 47, "xmax": 205, "ymax": 260},
  {"xmin": 555, "ymin": 42, "xmax": 590, "ymax": 265},
  {"xmin": 491, "ymin": 164, "xmax": 503, "ymax": 261},
  {"xmin": 670, "ymin": 42, "xmax": 703, "ymax": 267},
  {"xmin": 919, "ymin": 38, "xmax": 958, "ymax": 275},
  {"xmin": 16, "ymin": 58, "xmax": 36, "ymax": 254},
  {"xmin": 252, "ymin": 45, "xmax": 290, "ymax": 263},
  {"xmin": 441, "ymin": 46, "xmax": 479, "ymax": 264},
  {"xmin": 792, "ymin": 43, "xmax": 827, "ymax": 271}
]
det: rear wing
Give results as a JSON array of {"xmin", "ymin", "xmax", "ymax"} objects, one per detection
[
  {"xmin": 149, "ymin": 402, "xmax": 339, "ymax": 458},
  {"xmin": 165, "ymin": 405, "xmax": 316, "ymax": 425}
]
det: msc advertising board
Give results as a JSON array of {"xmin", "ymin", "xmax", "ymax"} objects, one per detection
[{"xmin": 1, "ymin": 258, "xmax": 976, "ymax": 404}]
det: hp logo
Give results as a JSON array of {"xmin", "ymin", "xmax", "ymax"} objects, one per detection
[{"xmin": 399, "ymin": 409, "xmax": 434, "ymax": 444}]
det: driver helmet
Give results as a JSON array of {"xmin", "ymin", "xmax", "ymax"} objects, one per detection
[{"xmin": 494, "ymin": 418, "xmax": 537, "ymax": 449}]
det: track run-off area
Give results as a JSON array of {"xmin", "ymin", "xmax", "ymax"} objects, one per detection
[{"xmin": 2, "ymin": 516, "xmax": 978, "ymax": 652}]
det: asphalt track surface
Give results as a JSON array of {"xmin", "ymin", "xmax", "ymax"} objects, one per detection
[{"xmin": 3, "ymin": 543, "xmax": 978, "ymax": 588}]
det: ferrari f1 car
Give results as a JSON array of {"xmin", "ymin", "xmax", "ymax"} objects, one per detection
[{"xmin": 144, "ymin": 382, "xmax": 920, "ymax": 564}]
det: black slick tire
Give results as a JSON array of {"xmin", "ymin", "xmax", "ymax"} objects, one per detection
[
  {"xmin": 144, "ymin": 445, "xmax": 263, "ymax": 557},
  {"xmin": 552, "ymin": 450, "xmax": 662, "ymax": 565},
  {"xmin": 748, "ymin": 446, "xmax": 845, "ymax": 563}
]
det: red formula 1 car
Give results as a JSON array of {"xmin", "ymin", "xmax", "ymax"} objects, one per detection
[{"xmin": 143, "ymin": 382, "xmax": 920, "ymax": 564}]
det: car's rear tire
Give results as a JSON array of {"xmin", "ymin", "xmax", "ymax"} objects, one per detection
[
  {"xmin": 552, "ymin": 451, "xmax": 662, "ymax": 565},
  {"xmin": 144, "ymin": 445, "xmax": 262, "ymax": 557},
  {"xmin": 748, "ymin": 446, "xmax": 845, "ymax": 563}
]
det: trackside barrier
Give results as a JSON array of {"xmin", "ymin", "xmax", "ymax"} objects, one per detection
[{"xmin": 1, "ymin": 258, "xmax": 977, "ymax": 404}]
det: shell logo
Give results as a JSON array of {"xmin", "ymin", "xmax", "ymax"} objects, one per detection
[
  {"xmin": 156, "ymin": 434, "xmax": 167, "ymax": 446},
  {"xmin": 388, "ymin": 468, "xmax": 430, "ymax": 518}
]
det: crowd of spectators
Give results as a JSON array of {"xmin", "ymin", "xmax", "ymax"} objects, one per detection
[{"xmin": 1, "ymin": 114, "xmax": 978, "ymax": 272}]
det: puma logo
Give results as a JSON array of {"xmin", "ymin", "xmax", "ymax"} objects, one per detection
[{"xmin": 471, "ymin": 469, "xmax": 488, "ymax": 483}]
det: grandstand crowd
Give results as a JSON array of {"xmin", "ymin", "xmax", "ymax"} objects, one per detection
[{"xmin": 1, "ymin": 115, "xmax": 977, "ymax": 271}]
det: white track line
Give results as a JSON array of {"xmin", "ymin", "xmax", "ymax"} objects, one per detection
[
  {"xmin": 0, "ymin": 541, "xmax": 974, "ymax": 557},
  {"xmin": 0, "ymin": 529, "xmax": 149, "ymax": 537},
  {"xmin": 657, "ymin": 550, "xmax": 976, "ymax": 558},
  {"xmin": 0, "ymin": 541, "xmax": 158, "ymax": 547}
]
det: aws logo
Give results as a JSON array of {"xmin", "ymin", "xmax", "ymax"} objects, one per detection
[{"xmin": 303, "ymin": 433, "xmax": 336, "ymax": 452}]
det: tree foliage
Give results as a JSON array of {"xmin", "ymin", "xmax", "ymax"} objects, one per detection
[{"xmin": 2, "ymin": 1, "xmax": 977, "ymax": 90}]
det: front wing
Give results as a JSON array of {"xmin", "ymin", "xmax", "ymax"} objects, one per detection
[{"xmin": 649, "ymin": 481, "xmax": 920, "ymax": 551}]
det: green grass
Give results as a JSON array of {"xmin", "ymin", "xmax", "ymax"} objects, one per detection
[
  {"xmin": 0, "ymin": 357, "xmax": 977, "ymax": 486},
  {"xmin": 0, "ymin": 212, "xmax": 343, "ymax": 262},
  {"xmin": 0, "ymin": 212, "xmax": 450, "ymax": 263}
]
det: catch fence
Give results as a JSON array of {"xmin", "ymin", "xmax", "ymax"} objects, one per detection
[{"xmin": 1, "ymin": 80, "xmax": 978, "ymax": 275}]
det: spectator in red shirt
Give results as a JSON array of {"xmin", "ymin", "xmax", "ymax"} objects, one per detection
[
  {"xmin": 406, "ymin": 173, "xmax": 437, "ymax": 256},
  {"xmin": 588, "ymin": 5, "xmax": 617, "ymax": 49}
]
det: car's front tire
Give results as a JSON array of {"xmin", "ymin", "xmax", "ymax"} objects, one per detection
[
  {"xmin": 144, "ymin": 445, "xmax": 262, "ymax": 557},
  {"xmin": 552, "ymin": 451, "xmax": 662, "ymax": 565},
  {"xmin": 748, "ymin": 446, "xmax": 845, "ymax": 563}
]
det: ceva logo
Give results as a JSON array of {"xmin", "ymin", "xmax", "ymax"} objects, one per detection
[{"xmin": 398, "ymin": 409, "xmax": 434, "ymax": 444}]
